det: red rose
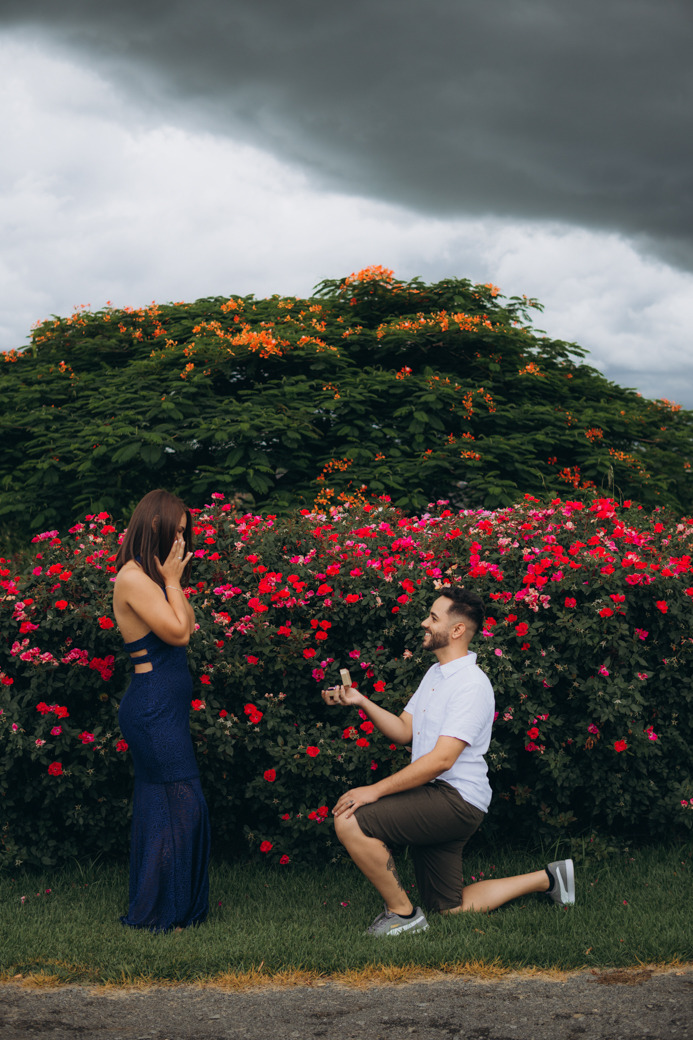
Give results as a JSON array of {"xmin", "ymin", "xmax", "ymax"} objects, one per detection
[
  {"xmin": 55, "ymin": 600, "xmax": 68, "ymax": 611},
  {"xmin": 219, "ymin": 709, "xmax": 228, "ymax": 718},
  {"xmin": 345, "ymin": 593, "xmax": 360, "ymax": 604},
  {"xmin": 515, "ymin": 622, "xmax": 529, "ymax": 636},
  {"xmin": 47, "ymin": 762, "xmax": 63, "ymax": 776},
  {"xmin": 527, "ymin": 727, "xmax": 539, "ymax": 740},
  {"xmin": 264, "ymin": 769, "xmax": 276, "ymax": 782},
  {"xmin": 279, "ymin": 854, "xmax": 290, "ymax": 865},
  {"xmin": 564, "ymin": 598, "xmax": 576, "ymax": 608},
  {"xmin": 259, "ymin": 841, "xmax": 273, "ymax": 853},
  {"xmin": 79, "ymin": 731, "xmax": 95, "ymax": 744},
  {"xmin": 306, "ymin": 746, "xmax": 320, "ymax": 757},
  {"xmin": 98, "ymin": 617, "xmax": 114, "ymax": 629},
  {"xmin": 372, "ymin": 680, "xmax": 386, "ymax": 692},
  {"xmin": 315, "ymin": 631, "xmax": 328, "ymax": 640},
  {"xmin": 199, "ymin": 675, "xmax": 211, "ymax": 685},
  {"xmin": 614, "ymin": 739, "xmax": 628, "ymax": 752},
  {"xmin": 116, "ymin": 739, "xmax": 128, "ymax": 752},
  {"xmin": 356, "ymin": 737, "xmax": 370, "ymax": 748},
  {"xmin": 191, "ymin": 699, "xmax": 205, "ymax": 711},
  {"xmin": 303, "ymin": 648, "xmax": 316, "ymax": 659},
  {"xmin": 599, "ymin": 607, "xmax": 614, "ymax": 618},
  {"xmin": 246, "ymin": 655, "xmax": 259, "ymax": 665},
  {"xmin": 655, "ymin": 601, "xmax": 668, "ymax": 613}
]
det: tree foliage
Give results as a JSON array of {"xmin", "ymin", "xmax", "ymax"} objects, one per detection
[{"xmin": 1, "ymin": 266, "xmax": 691, "ymax": 541}]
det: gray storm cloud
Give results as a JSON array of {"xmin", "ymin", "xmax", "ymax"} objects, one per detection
[{"xmin": 2, "ymin": 0, "xmax": 692, "ymax": 268}]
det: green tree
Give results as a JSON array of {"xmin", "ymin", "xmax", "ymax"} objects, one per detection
[{"xmin": 1, "ymin": 266, "xmax": 691, "ymax": 542}]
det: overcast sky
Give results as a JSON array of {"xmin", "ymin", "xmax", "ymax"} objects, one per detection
[{"xmin": 1, "ymin": 0, "xmax": 692, "ymax": 404}]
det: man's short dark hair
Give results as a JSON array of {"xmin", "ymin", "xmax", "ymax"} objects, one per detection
[{"xmin": 439, "ymin": 586, "xmax": 485, "ymax": 634}]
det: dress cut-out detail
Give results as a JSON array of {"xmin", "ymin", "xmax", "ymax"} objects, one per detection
[
  {"xmin": 129, "ymin": 646, "xmax": 152, "ymax": 673},
  {"xmin": 118, "ymin": 630, "xmax": 210, "ymax": 931}
]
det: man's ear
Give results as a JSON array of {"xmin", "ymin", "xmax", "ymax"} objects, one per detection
[{"xmin": 451, "ymin": 619, "xmax": 467, "ymax": 640}]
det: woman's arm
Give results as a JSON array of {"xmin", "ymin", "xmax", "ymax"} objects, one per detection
[{"xmin": 115, "ymin": 535, "xmax": 194, "ymax": 645}]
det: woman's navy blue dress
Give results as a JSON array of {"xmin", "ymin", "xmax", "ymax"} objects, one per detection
[{"xmin": 118, "ymin": 629, "xmax": 210, "ymax": 931}]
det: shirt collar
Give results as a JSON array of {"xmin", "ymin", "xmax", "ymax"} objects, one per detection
[{"xmin": 438, "ymin": 651, "xmax": 477, "ymax": 678}]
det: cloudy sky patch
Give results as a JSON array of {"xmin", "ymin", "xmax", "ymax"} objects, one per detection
[{"xmin": 1, "ymin": 2, "xmax": 691, "ymax": 403}]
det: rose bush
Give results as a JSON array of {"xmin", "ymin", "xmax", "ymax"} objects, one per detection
[{"xmin": 1, "ymin": 494, "xmax": 692, "ymax": 869}]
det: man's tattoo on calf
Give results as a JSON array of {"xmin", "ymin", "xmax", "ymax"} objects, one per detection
[{"xmin": 383, "ymin": 844, "xmax": 406, "ymax": 891}]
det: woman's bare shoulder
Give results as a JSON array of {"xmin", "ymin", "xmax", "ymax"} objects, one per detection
[{"xmin": 115, "ymin": 561, "xmax": 152, "ymax": 592}]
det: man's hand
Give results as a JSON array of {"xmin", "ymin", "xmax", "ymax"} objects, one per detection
[
  {"xmin": 321, "ymin": 684, "xmax": 363, "ymax": 708},
  {"xmin": 332, "ymin": 785, "xmax": 380, "ymax": 820}
]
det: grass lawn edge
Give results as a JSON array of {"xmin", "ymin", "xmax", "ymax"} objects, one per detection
[{"xmin": 2, "ymin": 961, "xmax": 691, "ymax": 991}]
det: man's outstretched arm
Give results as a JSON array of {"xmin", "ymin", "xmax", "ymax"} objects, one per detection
[{"xmin": 322, "ymin": 683, "xmax": 412, "ymax": 744}]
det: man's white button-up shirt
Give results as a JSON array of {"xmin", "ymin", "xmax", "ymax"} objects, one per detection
[{"xmin": 404, "ymin": 651, "xmax": 495, "ymax": 812}]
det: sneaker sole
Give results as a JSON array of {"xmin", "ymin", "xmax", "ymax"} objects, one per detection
[
  {"xmin": 386, "ymin": 918, "xmax": 429, "ymax": 936},
  {"xmin": 552, "ymin": 859, "xmax": 575, "ymax": 905},
  {"xmin": 367, "ymin": 915, "xmax": 430, "ymax": 937}
]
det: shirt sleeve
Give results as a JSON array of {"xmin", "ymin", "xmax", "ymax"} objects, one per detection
[
  {"xmin": 403, "ymin": 687, "xmax": 419, "ymax": 716},
  {"xmin": 403, "ymin": 665, "xmax": 435, "ymax": 716},
  {"xmin": 439, "ymin": 680, "xmax": 494, "ymax": 747}
]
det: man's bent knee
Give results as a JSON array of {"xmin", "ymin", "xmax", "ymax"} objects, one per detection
[{"xmin": 334, "ymin": 811, "xmax": 365, "ymax": 848}]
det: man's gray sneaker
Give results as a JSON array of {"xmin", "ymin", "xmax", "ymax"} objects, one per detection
[
  {"xmin": 366, "ymin": 906, "xmax": 429, "ymax": 936},
  {"xmin": 547, "ymin": 859, "xmax": 575, "ymax": 906}
]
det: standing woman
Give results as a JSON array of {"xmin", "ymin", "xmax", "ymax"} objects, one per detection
[{"xmin": 113, "ymin": 489, "xmax": 210, "ymax": 931}]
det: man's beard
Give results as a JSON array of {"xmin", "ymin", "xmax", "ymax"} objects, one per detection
[{"xmin": 423, "ymin": 630, "xmax": 449, "ymax": 651}]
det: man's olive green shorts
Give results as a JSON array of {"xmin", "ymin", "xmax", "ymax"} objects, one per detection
[{"xmin": 354, "ymin": 780, "xmax": 485, "ymax": 912}]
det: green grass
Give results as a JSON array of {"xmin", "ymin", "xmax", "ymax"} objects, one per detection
[{"xmin": 1, "ymin": 846, "xmax": 691, "ymax": 985}]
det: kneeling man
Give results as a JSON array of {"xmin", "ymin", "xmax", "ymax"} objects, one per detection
[{"xmin": 323, "ymin": 587, "xmax": 574, "ymax": 936}]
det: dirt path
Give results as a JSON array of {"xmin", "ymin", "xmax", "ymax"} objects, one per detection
[{"xmin": 0, "ymin": 968, "xmax": 691, "ymax": 1040}]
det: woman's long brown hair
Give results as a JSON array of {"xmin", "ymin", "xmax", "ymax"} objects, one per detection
[{"xmin": 116, "ymin": 489, "xmax": 193, "ymax": 587}]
